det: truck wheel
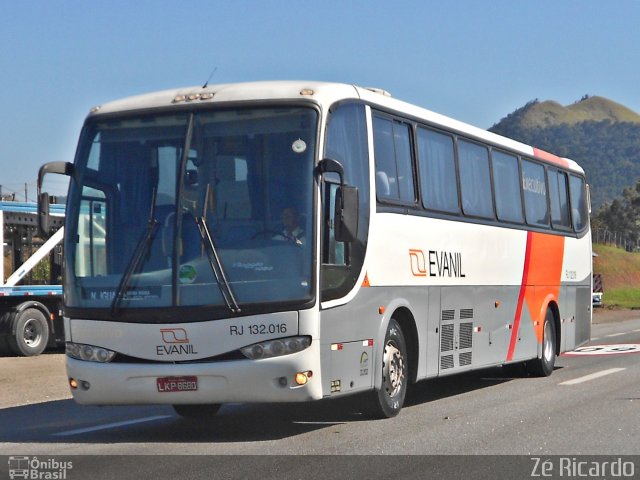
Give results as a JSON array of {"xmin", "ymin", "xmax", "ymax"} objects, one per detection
[{"xmin": 8, "ymin": 308, "xmax": 50, "ymax": 356}]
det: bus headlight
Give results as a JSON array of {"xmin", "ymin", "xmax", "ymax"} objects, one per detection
[
  {"xmin": 66, "ymin": 342, "xmax": 116, "ymax": 363},
  {"xmin": 241, "ymin": 336, "xmax": 311, "ymax": 360}
]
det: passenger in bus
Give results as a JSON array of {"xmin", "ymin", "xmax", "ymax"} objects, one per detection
[{"xmin": 273, "ymin": 207, "xmax": 305, "ymax": 245}]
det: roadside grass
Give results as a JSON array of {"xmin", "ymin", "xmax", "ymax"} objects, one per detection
[
  {"xmin": 601, "ymin": 287, "xmax": 640, "ymax": 309},
  {"xmin": 593, "ymin": 243, "xmax": 640, "ymax": 309}
]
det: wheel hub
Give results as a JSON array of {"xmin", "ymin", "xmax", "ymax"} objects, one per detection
[
  {"xmin": 383, "ymin": 343, "xmax": 405, "ymax": 397},
  {"xmin": 23, "ymin": 318, "xmax": 43, "ymax": 347},
  {"xmin": 543, "ymin": 321, "xmax": 553, "ymax": 362}
]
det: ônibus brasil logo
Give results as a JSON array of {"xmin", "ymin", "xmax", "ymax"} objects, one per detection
[{"xmin": 8, "ymin": 456, "xmax": 73, "ymax": 479}]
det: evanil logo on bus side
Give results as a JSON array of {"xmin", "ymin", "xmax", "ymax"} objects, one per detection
[{"xmin": 409, "ymin": 249, "xmax": 466, "ymax": 278}]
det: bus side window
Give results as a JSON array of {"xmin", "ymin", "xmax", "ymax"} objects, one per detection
[
  {"xmin": 549, "ymin": 169, "xmax": 571, "ymax": 229},
  {"xmin": 492, "ymin": 150, "xmax": 523, "ymax": 223},
  {"xmin": 322, "ymin": 103, "xmax": 370, "ymax": 302},
  {"xmin": 373, "ymin": 116, "xmax": 415, "ymax": 203},
  {"xmin": 569, "ymin": 174, "xmax": 588, "ymax": 231},
  {"xmin": 458, "ymin": 140, "xmax": 494, "ymax": 219},
  {"xmin": 417, "ymin": 127, "xmax": 459, "ymax": 213},
  {"xmin": 522, "ymin": 159, "xmax": 550, "ymax": 227}
]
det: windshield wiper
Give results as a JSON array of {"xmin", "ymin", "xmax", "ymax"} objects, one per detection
[
  {"xmin": 110, "ymin": 188, "xmax": 159, "ymax": 317},
  {"xmin": 193, "ymin": 183, "xmax": 240, "ymax": 313},
  {"xmin": 195, "ymin": 214, "xmax": 241, "ymax": 314}
]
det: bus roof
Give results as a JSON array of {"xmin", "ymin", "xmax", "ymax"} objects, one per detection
[{"xmin": 89, "ymin": 80, "xmax": 584, "ymax": 175}]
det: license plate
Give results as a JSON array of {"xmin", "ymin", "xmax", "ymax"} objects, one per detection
[{"xmin": 156, "ymin": 376, "xmax": 198, "ymax": 393}]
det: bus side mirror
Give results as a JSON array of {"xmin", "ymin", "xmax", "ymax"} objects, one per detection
[
  {"xmin": 317, "ymin": 158, "xmax": 358, "ymax": 242},
  {"xmin": 335, "ymin": 185, "xmax": 358, "ymax": 243},
  {"xmin": 37, "ymin": 161, "xmax": 73, "ymax": 238},
  {"xmin": 317, "ymin": 158, "xmax": 345, "ymax": 185}
]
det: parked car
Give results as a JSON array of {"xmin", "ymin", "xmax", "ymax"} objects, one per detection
[{"xmin": 592, "ymin": 291, "xmax": 603, "ymax": 307}]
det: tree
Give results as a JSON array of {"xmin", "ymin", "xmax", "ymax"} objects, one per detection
[{"xmin": 594, "ymin": 179, "xmax": 640, "ymax": 249}]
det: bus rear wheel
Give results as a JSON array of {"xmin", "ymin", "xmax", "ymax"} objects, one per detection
[
  {"xmin": 526, "ymin": 309, "xmax": 556, "ymax": 377},
  {"xmin": 365, "ymin": 318, "xmax": 408, "ymax": 418},
  {"xmin": 173, "ymin": 403, "xmax": 222, "ymax": 419}
]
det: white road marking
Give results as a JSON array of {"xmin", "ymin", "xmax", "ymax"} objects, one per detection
[
  {"xmin": 53, "ymin": 415, "xmax": 172, "ymax": 437},
  {"xmin": 559, "ymin": 368, "xmax": 626, "ymax": 386},
  {"xmin": 565, "ymin": 344, "xmax": 640, "ymax": 356},
  {"xmin": 606, "ymin": 332, "xmax": 626, "ymax": 338}
]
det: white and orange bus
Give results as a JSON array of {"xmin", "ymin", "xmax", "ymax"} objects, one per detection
[{"xmin": 38, "ymin": 81, "xmax": 591, "ymax": 418}]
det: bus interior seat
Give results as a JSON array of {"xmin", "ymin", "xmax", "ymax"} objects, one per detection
[
  {"xmin": 217, "ymin": 179, "xmax": 252, "ymax": 220},
  {"xmin": 216, "ymin": 223, "xmax": 258, "ymax": 247},
  {"xmin": 151, "ymin": 210, "xmax": 202, "ymax": 268}
]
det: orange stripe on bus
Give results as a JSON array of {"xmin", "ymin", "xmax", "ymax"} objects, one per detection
[
  {"xmin": 507, "ymin": 232, "xmax": 565, "ymax": 360},
  {"xmin": 533, "ymin": 148, "xmax": 570, "ymax": 168},
  {"xmin": 524, "ymin": 233, "xmax": 564, "ymax": 341},
  {"xmin": 507, "ymin": 232, "xmax": 532, "ymax": 361}
]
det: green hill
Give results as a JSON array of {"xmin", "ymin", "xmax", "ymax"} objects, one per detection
[
  {"xmin": 593, "ymin": 244, "xmax": 640, "ymax": 308},
  {"xmin": 490, "ymin": 96, "xmax": 640, "ymax": 209},
  {"xmin": 516, "ymin": 96, "xmax": 640, "ymax": 128}
]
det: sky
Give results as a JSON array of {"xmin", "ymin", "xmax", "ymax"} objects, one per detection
[{"xmin": 2, "ymin": 0, "xmax": 640, "ymax": 200}]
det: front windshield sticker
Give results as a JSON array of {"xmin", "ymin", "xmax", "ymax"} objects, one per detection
[
  {"xmin": 178, "ymin": 264, "xmax": 198, "ymax": 284},
  {"xmin": 292, "ymin": 139, "xmax": 307, "ymax": 153},
  {"xmin": 232, "ymin": 261, "xmax": 274, "ymax": 272},
  {"xmin": 82, "ymin": 287, "xmax": 161, "ymax": 301}
]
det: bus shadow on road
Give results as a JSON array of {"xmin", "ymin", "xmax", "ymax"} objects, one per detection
[
  {"xmin": 0, "ymin": 397, "xmax": 361, "ymax": 444},
  {"xmin": 0, "ymin": 365, "xmax": 558, "ymax": 445},
  {"xmin": 405, "ymin": 366, "xmax": 512, "ymax": 407},
  {"xmin": 406, "ymin": 364, "xmax": 563, "ymax": 408}
]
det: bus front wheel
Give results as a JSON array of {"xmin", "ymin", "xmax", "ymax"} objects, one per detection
[{"xmin": 365, "ymin": 318, "xmax": 408, "ymax": 418}]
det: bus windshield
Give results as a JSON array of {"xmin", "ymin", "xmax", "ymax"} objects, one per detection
[{"xmin": 65, "ymin": 107, "xmax": 317, "ymax": 319}]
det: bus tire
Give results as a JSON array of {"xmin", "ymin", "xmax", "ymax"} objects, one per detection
[
  {"xmin": 173, "ymin": 403, "xmax": 222, "ymax": 419},
  {"xmin": 8, "ymin": 308, "xmax": 49, "ymax": 357},
  {"xmin": 526, "ymin": 309, "xmax": 556, "ymax": 377},
  {"xmin": 365, "ymin": 318, "xmax": 408, "ymax": 418}
]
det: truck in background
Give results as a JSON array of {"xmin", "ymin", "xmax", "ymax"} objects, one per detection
[{"xmin": 0, "ymin": 201, "xmax": 65, "ymax": 356}]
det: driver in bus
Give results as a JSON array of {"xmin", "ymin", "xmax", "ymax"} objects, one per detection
[{"xmin": 273, "ymin": 207, "xmax": 305, "ymax": 245}]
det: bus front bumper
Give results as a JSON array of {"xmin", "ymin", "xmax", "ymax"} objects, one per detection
[{"xmin": 66, "ymin": 345, "xmax": 322, "ymax": 405}]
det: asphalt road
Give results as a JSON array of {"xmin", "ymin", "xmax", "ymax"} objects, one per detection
[{"xmin": 1, "ymin": 314, "xmax": 639, "ymax": 478}]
